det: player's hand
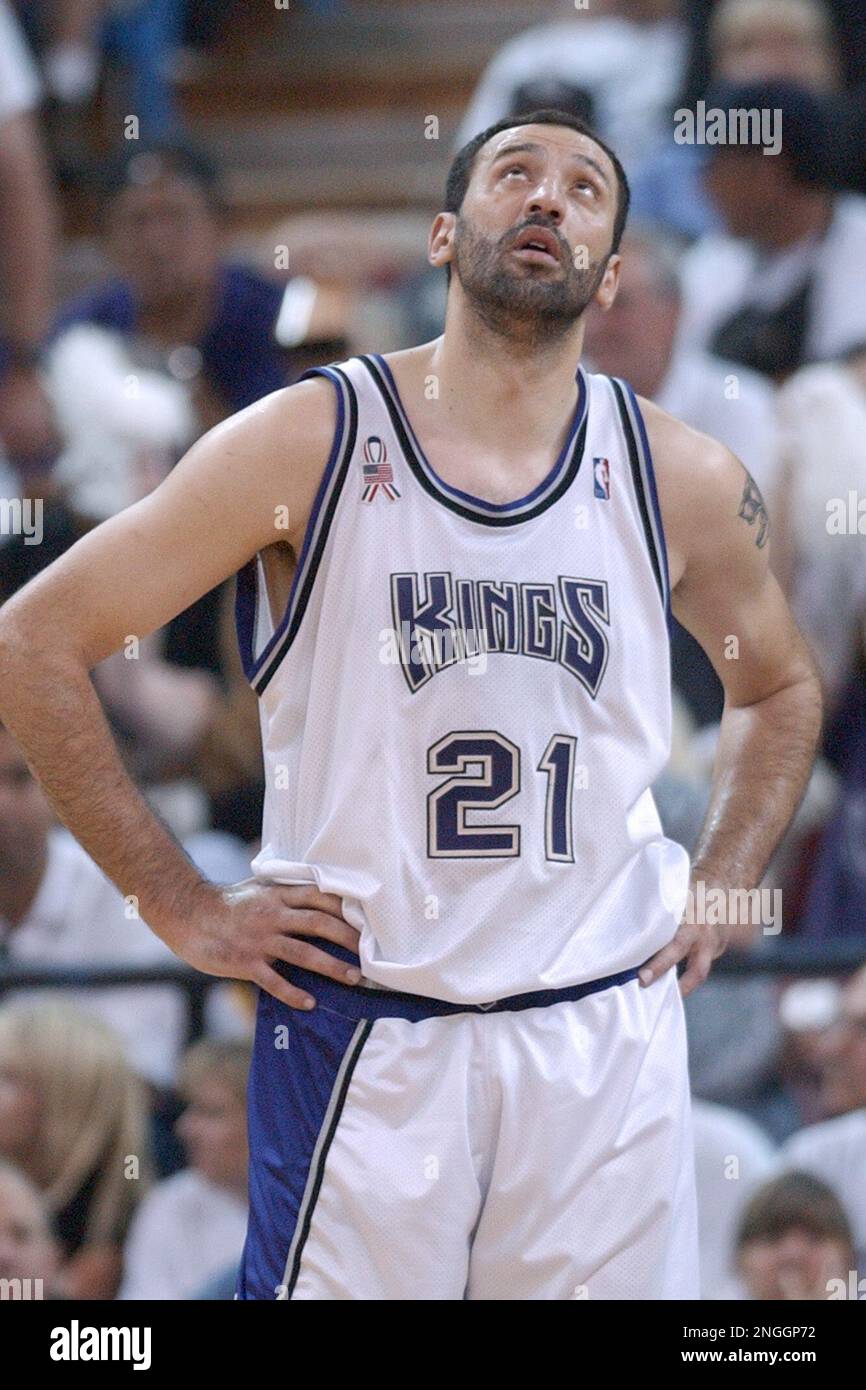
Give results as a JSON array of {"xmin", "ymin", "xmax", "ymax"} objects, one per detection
[
  {"xmin": 174, "ymin": 878, "xmax": 363, "ymax": 1010},
  {"xmin": 637, "ymin": 888, "xmax": 730, "ymax": 997}
]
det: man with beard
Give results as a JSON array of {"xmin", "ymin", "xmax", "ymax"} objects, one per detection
[{"xmin": 0, "ymin": 111, "xmax": 822, "ymax": 1300}]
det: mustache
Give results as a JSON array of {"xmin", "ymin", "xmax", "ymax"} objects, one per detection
[{"xmin": 501, "ymin": 218, "xmax": 569, "ymax": 260}]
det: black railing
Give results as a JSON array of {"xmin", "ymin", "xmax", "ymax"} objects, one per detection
[
  {"xmin": 0, "ymin": 961, "xmax": 216, "ymax": 1045},
  {"xmin": 1, "ymin": 940, "xmax": 863, "ymax": 1048},
  {"xmin": 711, "ymin": 941, "xmax": 866, "ymax": 975}
]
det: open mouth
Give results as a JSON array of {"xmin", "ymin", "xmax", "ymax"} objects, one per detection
[{"xmin": 510, "ymin": 226, "xmax": 562, "ymax": 264}]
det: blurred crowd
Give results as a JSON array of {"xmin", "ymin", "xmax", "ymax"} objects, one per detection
[{"xmin": 1, "ymin": 0, "xmax": 865, "ymax": 1301}]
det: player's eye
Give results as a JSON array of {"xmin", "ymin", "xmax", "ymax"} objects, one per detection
[{"xmin": 502, "ymin": 164, "xmax": 527, "ymax": 178}]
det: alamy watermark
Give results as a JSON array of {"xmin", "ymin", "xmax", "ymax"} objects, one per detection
[
  {"xmin": 684, "ymin": 882, "xmax": 782, "ymax": 934},
  {"xmin": 0, "ymin": 496, "xmax": 42, "ymax": 544},
  {"xmin": 826, "ymin": 491, "xmax": 866, "ymax": 534},
  {"xmin": 49, "ymin": 1321, "xmax": 151, "ymax": 1370},
  {"xmin": 0, "ymin": 1276, "xmax": 43, "ymax": 1299},
  {"xmin": 379, "ymin": 622, "xmax": 489, "ymax": 676},
  {"xmin": 674, "ymin": 101, "xmax": 782, "ymax": 156}
]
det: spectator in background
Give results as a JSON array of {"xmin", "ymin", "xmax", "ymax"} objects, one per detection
[
  {"xmin": 119, "ymin": 1039, "xmax": 249, "ymax": 1300},
  {"xmin": 678, "ymin": 80, "xmax": 866, "ymax": 379},
  {"xmin": 680, "ymin": 0, "xmax": 866, "ymax": 202},
  {"xmin": 54, "ymin": 139, "xmax": 295, "ymax": 428},
  {"xmin": 733, "ymin": 1171, "xmax": 857, "ymax": 1299},
  {"xmin": 691, "ymin": 1099, "xmax": 777, "ymax": 1298},
  {"xmin": 22, "ymin": 0, "xmax": 185, "ymax": 152},
  {"xmin": 777, "ymin": 967, "xmax": 866, "ymax": 1266},
  {"xmin": 455, "ymin": 0, "xmax": 686, "ymax": 177},
  {"xmin": 0, "ymin": 139, "xmax": 288, "ymax": 840},
  {"xmin": 0, "ymin": 1002, "xmax": 150, "ymax": 1299},
  {"xmin": 0, "ymin": 1159, "xmax": 62, "ymax": 1298},
  {"xmin": 0, "ymin": 0, "xmax": 59, "ymax": 491},
  {"xmin": 0, "ymin": 719, "xmax": 252, "ymax": 1091},
  {"xmin": 798, "ymin": 653, "xmax": 866, "ymax": 940},
  {"xmin": 25, "ymin": 0, "xmax": 112, "ymax": 117},
  {"xmin": 685, "ymin": 970, "xmax": 788, "ymax": 1143},
  {"xmin": 631, "ymin": 0, "xmax": 843, "ymax": 240},
  {"xmin": 681, "ymin": 0, "xmax": 866, "ymax": 103},
  {"xmin": 768, "ymin": 353, "xmax": 866, "ymax": 941},
  {"xmin": 0, "ymin": 716, "xmax": 186, "ymax": 1091},
  {"xmin": 771, "ymin": 354, "xmax": 866, "ymax": 710},
  {"xmin": 709, "ymin": 0, "xmax": 841, "ymax": 89},
  {"xmin": 0, "ymin": 452, "xmax": 264, "ymax": 842},
  {"xmin": 584, "ymin": 227, "xmax": 780, "ymax": 493},
  {"xmin": 585, "ymin": 225, "xmax": 779, "ymax": 731},
  {"xmin": 38, "ymin": 325, "xmax": 229, "ymax": 812}
]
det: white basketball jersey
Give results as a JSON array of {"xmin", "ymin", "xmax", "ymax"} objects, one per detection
[{"xmin": 235, "ymin": 354, "xmax": 691, "ymax": 1003}]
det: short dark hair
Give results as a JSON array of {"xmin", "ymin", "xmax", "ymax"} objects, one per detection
[
  {"xmin": 704, "ymin": 80, "xmax": 836, "ymax": 190},
  {"xmin": 99, "ymin": 137, "xmax": 223, "ymax": 213},
  {"xmin": 736, "ymin": 1172, "xmax": 853, "ymax": 1251},
  {"xmin": 444, "ymin": 108, "xmax": 631, "ymax": 254}
]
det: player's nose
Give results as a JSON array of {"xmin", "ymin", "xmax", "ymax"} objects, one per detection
[{"xmin": 524, "ymin": 182, "xmax": 566, "ymax": 224}]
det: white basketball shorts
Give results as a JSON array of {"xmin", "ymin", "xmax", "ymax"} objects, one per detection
[{"xmin": 236, "ymin": 954, "xmax": 699, "ymax": 1300}]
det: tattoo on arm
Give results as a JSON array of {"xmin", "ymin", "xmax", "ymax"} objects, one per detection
[{"xmin": 737, "ymin": 469, "xmax": 769, "ymax": 548}]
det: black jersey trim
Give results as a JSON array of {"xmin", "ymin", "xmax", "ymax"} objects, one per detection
[
  {"xmin": 235, "ymin": 365, "xmax": 358, "ymax": 696},
  {"xmin": 610, "ymin": 376, "xmax": 672, "ymax": 631}
]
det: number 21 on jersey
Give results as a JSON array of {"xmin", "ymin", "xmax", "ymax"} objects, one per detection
[{"xmin": 427, "ymin": 731, "xmax": 578, "ymax": 862}]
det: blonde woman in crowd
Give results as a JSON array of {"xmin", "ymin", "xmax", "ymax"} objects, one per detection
[
  {"xmin": 0, "ymin": 1000, "xmax": 151, "ymax": 1299},
  {"xmin": 0, "ymin": 1158, "xmax": 62, "ymax": 1298}
]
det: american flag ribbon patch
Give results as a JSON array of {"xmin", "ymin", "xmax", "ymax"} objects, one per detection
[{"xmin": 361, "ymin": 436, "xmax": 400, "ymax": 501}]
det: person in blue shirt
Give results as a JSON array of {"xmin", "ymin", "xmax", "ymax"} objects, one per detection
[{"xmin": 53, "ymin": 138, "xmax": 302, "ymax": 423}]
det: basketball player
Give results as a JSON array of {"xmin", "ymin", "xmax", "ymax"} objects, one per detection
[{"xmin": 0, "ymin": 111, "xmax": 822, "ymax": 1300}]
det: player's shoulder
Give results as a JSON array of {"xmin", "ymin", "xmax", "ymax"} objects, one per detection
[
  {"xmin": 168, "ymin": 374, "xmax": 345, "ymax": 556},
  {"xmin": 247, "ymin": 372, "xmax": 339, "ymax": 428},
  {"xmin": 636, "ymin": 394, "xmax": 737, "ymax": 481},
  {"xmin": 631, "ymin": 394, "xmax": 766, "ymax": 583},
  {"xmin": 204, "ymin": 372, "xmax": 340, "ymax": 468},
  {"xmin": 635, "ymin": 393, "xmax": 754, "ymax": 520}
]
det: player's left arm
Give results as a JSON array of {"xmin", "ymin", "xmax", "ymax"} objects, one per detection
[{"xmin": 636, "ymin": 399, "xmax": 823, "ymax": 995}]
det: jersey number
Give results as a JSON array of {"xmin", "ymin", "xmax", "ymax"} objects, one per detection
[{"xmin": 427, "ymin": 731, "xmax": 577, "ymax": 861}]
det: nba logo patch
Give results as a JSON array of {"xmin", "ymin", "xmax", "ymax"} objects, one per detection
[
  {"xmin": 593, "ymin": 456, "xmax": 610, "ymax": 500},
  {"xmin": 361, "ymin": 436, "xmax": 400, "ymax": 502}
]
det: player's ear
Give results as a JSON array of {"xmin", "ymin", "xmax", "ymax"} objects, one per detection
[
  {"xmin": 594, "ymin": 254, "xmax": 622, "ymax": 312},
  {"xmin": 429, "ymin": 213, "xmax": 456, "ymax": 271}
]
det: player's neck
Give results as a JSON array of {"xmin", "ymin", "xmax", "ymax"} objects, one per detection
[{"xmin": 426, "ymin": 303, "xmax": 586, "ymax": 456}]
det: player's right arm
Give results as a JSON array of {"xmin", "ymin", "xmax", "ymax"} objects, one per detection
[{"xmin": 0, "ymin": 378, "xmax": 362, "ymax": 1009}]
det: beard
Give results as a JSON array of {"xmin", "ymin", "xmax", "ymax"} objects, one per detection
[{"xmin": 451, "ymin": 214, "xmax": 609, "ymax": 346}]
